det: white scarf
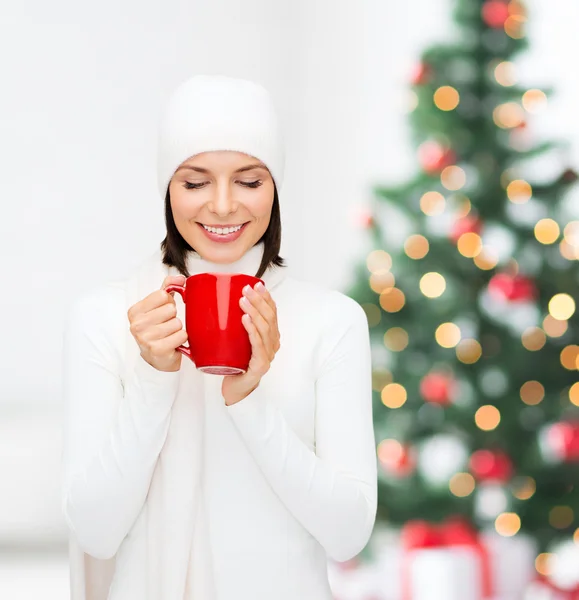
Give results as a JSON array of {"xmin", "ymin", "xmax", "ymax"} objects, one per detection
[{"xmin": 68, "ymin": 241, "xmax": 288, "ymax": 600}]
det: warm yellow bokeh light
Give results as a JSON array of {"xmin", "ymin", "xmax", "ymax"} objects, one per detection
[
  {"xmin": 512, "ymin": 476, "xmax": 536, "ymax": 501},
  {"xmin": 474, "ymin": 248, "xmax": 500, "ymax": 270},
  {"xmin": 457, "ymin": 339, "xmax": 483, "ymax": 364},
  {"xmin": 475, "ymin": 405, "xmax": 501, "ymax": 431},
  {"xmin": 367, "ymin": 250, "xmax": 393, "ymax": 273},
  {"xmin": 370, "ymin": 270, "xmax": 395, "ymax": 294},
  {"xmin": 362, "ymin": 303, "xmax": 381, "ymax": 328},
  {"xmin": 494, "ymin": 61, "xmax": 517, "ymax": 87},
  {"xmin": 574, "ymin": 528, "xmax": 579, "ymax": 545},
  {"xmin": 505, "ymin": 15, "xmax": 526, "ymax": 39},
  {"xmin": 434, "ymin": 86, "xmax": 460, "ymax": 111},
  {"xmin": 455, "ymin": 196, "xmax": 472, "ymax": 218},
  {"xmin": 384, "ymin": 327, "xmax": 409, "ymax": 352},
  {"xmin": 372, "ymin": 370, "xmax": 393, "ymax": 392},
  {"xmin": 520, "ymin": 381, "xmax": 545, "ymax": 406},
  {"xmin": 457, "ymin": 232, "xmax": 483, "ymax": 257},
  {"xmin": 420, "ymin": 272, "xmax": 446, "ymax": 298},
  {"xmin": 379, "ymin": 288, "xmax": 406, "ymax": 313},
  {"xmin": 507, "ymin": 179, "xmax": 532, "ymax": 204},
  {"xmin": 381, "ymin": 383, "xmax": 407, "ymax": 409},
  {"xmin": 535, "ymin": 553, "xmax": 552, "ymax": 576},
  {"xmin": 404, "ymin": 234, "xmax": 430, "ymax": 260},
  {"xmin": 561, "ymin": 345, "xmax": 579, "ymax": 370},
  {"xmin": 570, "ymin": 382, "xmax": 579, "ymax": 407},
  {"xmin": 435, "ymin": 322, "xmax": 462, "ymax": 348},
  {"xmin": 549, "ymin": 506, "xmax": 574, "ymax": 529},
  {"xmin": 549, "ymin": 293, "xmax": 576, "ymax": 321},
  {"xmin": 420, "ymin": 191, "xmax": 446, "ymax": 215},
  {"xmin": 441, "ymin": 166, "xmax": 466, "ymax": 191},
  {"xmin": 543, "ymin": 314, "xmax": 568, "ymax": 338},
  {"xmin": 523, "ymin": 89, "xmax": 548, "ymax": 113},
  {"xmin": 495, "ymin": 512, "xmax": 521, "ymax": 537},
  {"xmin": 522, "ymin": 327, "xmax": 547, "ymax": 351},
  {"xmin": 534, "ymin": 218, "xmax": 560, "ymax": 244},
  {"xmin": 449, "ymin": 473, "xmax": 475, "ymax": 497},
  {"xmin": 493, "ymin": 102, "xmax": 525, "ymax": 128}
]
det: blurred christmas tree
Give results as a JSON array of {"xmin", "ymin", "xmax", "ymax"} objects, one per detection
[{"xmin": 346, "ymin": 0, "xmax": 579, "ymax": 557}]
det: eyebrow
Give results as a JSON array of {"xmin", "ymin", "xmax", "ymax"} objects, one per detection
[{"xmin": 175, "ymin": 163, "xmax": 267, "ymax": 174}]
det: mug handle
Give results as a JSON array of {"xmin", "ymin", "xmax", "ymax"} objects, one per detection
[{"xmin": 164, "ymin": 284, "xmax": 192, "ymax": 359}]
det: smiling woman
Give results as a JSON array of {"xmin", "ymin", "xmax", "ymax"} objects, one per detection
[{"xmin": 61, "ymin": 74, "xmax": 377, "ymax": 600}]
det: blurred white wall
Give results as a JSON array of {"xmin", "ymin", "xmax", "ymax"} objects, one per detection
[{"xmin": 0, "ymin": 0, "xmax": 578, "ymax": 569}]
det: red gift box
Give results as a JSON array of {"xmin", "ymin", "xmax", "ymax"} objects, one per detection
[{"xmin": 400, "ymin": 518, "xmax": 493, "ymax": 600}]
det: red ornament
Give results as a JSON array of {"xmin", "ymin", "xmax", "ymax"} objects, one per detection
[
  {"xmin": 488, "ymin": 273, "xmax": 537, "ymax": 302},
  {"xmin": 418, "ymin": 141, "xmax": 456, "ymax": 174},
  {"xmin": 450, "ymin": 215, "xmax": 482, "ymax": 243},
  {"xmin": 481, "ymin": 1, "xmax": 510, "ymax": 28},
  {"xmin": 546, "ymin": 421, "xmax": 579, "ymax": 462},
  {"xmin": 419, "ymin": 372, "xmax": 456, "ymax": 406},
  {"xmin": 411, "ymin": 62, "xmax": 432, "ymax": 86},
  {"xmin": 469, "ymin": 449, "xmax": 513, "ymax": 483},
  {"xmin": 378, "ymin": 440, "xmax": 416, "ymax": 478}
]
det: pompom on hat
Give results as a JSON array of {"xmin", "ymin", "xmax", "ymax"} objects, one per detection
[{"xmin": 156, "ymin": 74, "xmax": 285, "ymax": 199}]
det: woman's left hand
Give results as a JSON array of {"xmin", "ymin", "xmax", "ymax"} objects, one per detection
[{"xmin": 222, "ymin": 281, "xmax": 281, "ymax": 406}]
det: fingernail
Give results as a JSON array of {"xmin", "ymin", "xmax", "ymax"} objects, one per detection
[{"xmin": 255, "ymin": 282, "xmax": 265, "ymax": 293}]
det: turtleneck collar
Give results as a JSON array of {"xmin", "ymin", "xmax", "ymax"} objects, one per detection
[{"xmin": 175, "ymin": 242, "xmax": 288, "ymax": 292}]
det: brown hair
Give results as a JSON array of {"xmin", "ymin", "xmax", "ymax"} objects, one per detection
[{"xmin": 160, "ymin": 184, "xmax": 286, "ymax": 279}]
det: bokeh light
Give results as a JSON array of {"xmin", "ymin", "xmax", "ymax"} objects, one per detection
[
  {"xmin": 457, "ymin": 232, "xmax": 483, "ymax": 257},
  {"xmin": 549, "ymin": 506, "xmax": 574, "ymax": 529},
  {"xmin": 404, "ymin": 234, "xmax": 430, "ymax": 259},
  {"xmin": 535, "ymin": 553, "xmax": 552, "ymax": 576},
  {"xmin": 506, "ymin": 179, "xmax": 532, "ymax": 204},
  {"xmin": 522, "ymin": 327, "xmax": 546, "ymax": 351},
  {"xmin": 534, "ymin": 218, "xmax": 560, "ymax": 244},
  {"xmin": 367, "ymin": 250, "xmax": 393, "ymax": 273},
  {"xmin": 473, "ymin": 248, "xmax": 499, "ymax": 270},
  {"xmin": 361, "ymin": 303, "xmax": 381, "ymax": 327},
  {"xmin": 449, "ymin": 472, "xmax": 475, "ymax": 497},
  {"xmin": 495, "ymin": 512, "xmax": 521, "ymax": 537},
  {"xmin": 512, "ymin": 476, "xmax": 536, "ymax": 500},
  {"xmin": 419, "ymin": 272, "xmax": 446, "ymax": 298},
  {"xmin": 370, "ymin": 271, "xmax": 396, "ymax": 294},
  {"xmin": 520, "ymin": 381, "xmax": 545, "ymax": 406},
  {"xmin": 493, "ymin": 102, "xmax": 525, "ymax": 128},
  {"xmin": 570, "ymin": 383, "xmax": 579, "ymax": 407},
  {"xmin": 549, "ymin": 293, "xmax": 576, "ymax": 321},
  {"xmin": 522, "ymin": 89, "xmax": 548, "ymax": 113},
  {"xmin": 384, "ymin": 327, "xmax": 409, "ymax": 352},
  {"xmin": 435, "ymin": 322, "xmax": 462, "ymax": 348},
  {"xmin": 561, "ymin": 345, "xmax": 579, "ymax": 370},
  {"xmin": 543, "ymin": 314, "xmax": 568, "ymax": 338},
  {"xmin": 420, "ymin": 191, "xmax": 446, "ymax": 215},
  {"xmin": 494, "ymin": 61, "xmax": 517, "ymax": 87},
  {"xmin": 441, "ymin": 166, "xmax": 466, "ymax": 191},
  {"xmin": 504, "ymin": 15, "xmax": 526, "ymax": 39},
  {"xmin": 381, "ymin": 383, "xmax": 407, "ymax": 408},
  {"xmin": 379, "ymin": 288, "xmax": 406, "ymax": 313},
  {"xmin": 457, "ymin": 339, "xmax": 483, "ymax": 364},
  {"xmin": 434, "ymin": 86, "xmax": 460, "ymax": 111},
  {"xmin": 475, "ymin": 405, "xmax": 501, "ymax": 431}
]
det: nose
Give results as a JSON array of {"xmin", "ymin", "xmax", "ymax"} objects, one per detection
[{"xmin": 209, "ymin": 181, "xmax": 237, "ymax": 218}]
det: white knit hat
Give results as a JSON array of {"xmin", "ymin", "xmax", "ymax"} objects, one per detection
[{"xmin": 156, "ymin": 74, "xmax": 285, "ymax": 199}]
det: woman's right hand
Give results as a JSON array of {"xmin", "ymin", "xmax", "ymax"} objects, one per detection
[{"xmin": 127, "ymin": 275, "xmax": 188, "ymax": 372}]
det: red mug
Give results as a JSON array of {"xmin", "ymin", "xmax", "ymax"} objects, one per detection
[{"xmin": 165, "ymin": 272, "xmax": 264, "ymax": 375}]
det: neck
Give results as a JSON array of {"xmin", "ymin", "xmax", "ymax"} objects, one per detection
[{"xmin": 183, "ymin": 242, "xmax": 287, "ymax": 290}]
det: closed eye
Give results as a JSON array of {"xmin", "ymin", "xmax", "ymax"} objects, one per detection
[{"xmin": 183, "ymin": 180, "xmax": 263, "ymax": 190}]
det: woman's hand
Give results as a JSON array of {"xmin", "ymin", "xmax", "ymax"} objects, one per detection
[
  {"xmin": 128, "ymin": 275, "xmax": 188, "ymax": 372},
  {"xmin": 222, "ymin": 281, "xmax": 281, "ymax": 406}
]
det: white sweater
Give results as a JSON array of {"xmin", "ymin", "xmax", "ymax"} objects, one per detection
[{"xmin": 61, "ymin": 242, "xmax": 377, "ymax": 600}]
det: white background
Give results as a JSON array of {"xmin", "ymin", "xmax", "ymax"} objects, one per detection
[{"xmin": 0, "ymin": 0, "xmax": 577, "ymax": 597}]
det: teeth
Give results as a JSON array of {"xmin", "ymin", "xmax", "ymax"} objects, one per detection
[{"xmin": 202, "ymin": 224, "xmax": 243, "ymax": 235}]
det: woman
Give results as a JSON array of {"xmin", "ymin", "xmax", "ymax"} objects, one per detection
[{"xmin": 61, "ymin": 74, "xmax": 377, "ymax": 600}]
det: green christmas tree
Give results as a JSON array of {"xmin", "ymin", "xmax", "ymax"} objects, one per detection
[{"xmin": 346, "ymin": 0, "xmax": 579, "ymax": 558}]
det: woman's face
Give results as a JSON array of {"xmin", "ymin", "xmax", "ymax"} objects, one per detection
[{"xmin": 168, "ymin": 150, "xmax": 275, "ymax": 264}]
